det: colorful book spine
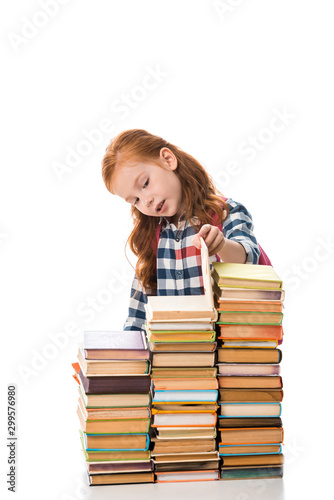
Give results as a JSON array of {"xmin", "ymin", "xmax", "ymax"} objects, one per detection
[{"xmin": 212, "ymin": 262, "xmax": 285, "ymax": 481}]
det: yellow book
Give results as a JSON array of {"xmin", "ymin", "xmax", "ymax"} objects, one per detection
[{"xmin": 212, "ymin": 263, "xmax": 282, "ymax": 289}]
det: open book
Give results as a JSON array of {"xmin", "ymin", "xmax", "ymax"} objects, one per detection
[{"xmin": 145, "ymin": 238, "xmax": 217, "ymax": 322}]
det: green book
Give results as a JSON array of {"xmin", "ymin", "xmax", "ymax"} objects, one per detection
[{"xmin": 217, "ymin": 311, "xmax": 283, "ymax": 325}]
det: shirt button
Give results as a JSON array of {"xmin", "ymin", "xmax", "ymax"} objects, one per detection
[{"xmin": 175, "ymin": 237, "xmax": 180, "ymax": 242}]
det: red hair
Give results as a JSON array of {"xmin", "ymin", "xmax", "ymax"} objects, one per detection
[{"xmin": 101, "ymin": 129, "xmax": 228, "ymax": 292}]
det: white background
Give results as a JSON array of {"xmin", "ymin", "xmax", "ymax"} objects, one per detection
[{"xmin": 1, "ymin": 1, "xmax": 333, "ymax": 499}]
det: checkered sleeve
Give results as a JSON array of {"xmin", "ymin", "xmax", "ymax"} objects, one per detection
[
  {"xmin": 223, "ymin": 199, "xmax": 260, "ymax": 264},
  {"xmin": 123, "ymin": 273, "xmax": 147, "ymax": 331}
]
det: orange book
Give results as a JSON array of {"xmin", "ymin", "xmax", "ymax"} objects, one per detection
[
  {"xmin": 218, "ymin": 388, "xmax": 283, "ymax": 403},
  {"xmin": 218, "ymin": 324, "xmax": 283, "ymax": 340},
  {"xmin": 218, "ymin": 376, "xmax": 282, "ymax": 389},
  {"xmin": 219, "ymin": 427, "xmax": 284, "ymax": 445}
]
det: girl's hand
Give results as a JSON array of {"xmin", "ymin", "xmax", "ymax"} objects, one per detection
[{"xmin": 193, "ymin": 224, "xmax": 226, "ymax": 256}]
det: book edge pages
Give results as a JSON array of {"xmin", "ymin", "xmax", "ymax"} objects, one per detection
[{"xmin": 200, "ymin": 237, "xmax": 214, "ymax": 310}]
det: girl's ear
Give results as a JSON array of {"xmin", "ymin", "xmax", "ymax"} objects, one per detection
[{"xmin": 159, "ymin": 147, "xmax": 178, "ymax": 170}]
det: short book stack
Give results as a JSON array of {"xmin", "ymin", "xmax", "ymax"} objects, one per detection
[
  {"xmin": 72, "ymin": 330, "xmax": 154, "ymax": 486},
  {"xmin": 212, "ymin": 262, "xmax": 285, "ymax": 481},
  {"xmin": 145, "ymin": 239, "xmax": 220, "ymax": 483}
]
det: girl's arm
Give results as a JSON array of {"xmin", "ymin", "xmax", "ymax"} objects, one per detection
[
  {"xmin": 123, "ymin": 274, "xmax": 147, "ymax": 331},
  {"xmin": 216, "ymin": 237, "xmax": 247, "ymax": 263},
  {"xmin": 193, "ymin": 199, "xmax": 260, "ymax": 264}
]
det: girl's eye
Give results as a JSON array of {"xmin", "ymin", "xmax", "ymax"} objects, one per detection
[{"xmin": 143, "ymin": 179, "xmax": 149, "ymax": 188}]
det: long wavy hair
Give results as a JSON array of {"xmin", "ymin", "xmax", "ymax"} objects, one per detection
[{"xmin": 101, "ymin": 129, "xmax": 228, "ymax": 293}]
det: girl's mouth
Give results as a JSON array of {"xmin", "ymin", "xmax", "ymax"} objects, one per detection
[{"xmin": 156, "ymin": 200, "xmax": 165, "ymax": 213}]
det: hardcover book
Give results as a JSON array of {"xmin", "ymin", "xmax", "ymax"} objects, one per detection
[
  {"xmin": 83, "ymin": 330, "xmax": 149, "ymax": 360},
  {"xmin": 145, "ymin": 239, "xmax": 217, "ymax": 321},
  {"xmin": 212, "ymin": 263, "xmax": 282, "ymax": 289}
]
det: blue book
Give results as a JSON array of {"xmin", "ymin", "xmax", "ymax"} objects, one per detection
[
  {"xmin": 83, "ymin": 432, "xmax": 150, "ymax": 452},
  {"xmin": 219, "ymin": 443, "xmax": 283, "ymax": 456}
]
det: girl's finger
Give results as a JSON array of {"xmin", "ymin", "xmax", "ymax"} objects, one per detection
[
  {"xmin": 202, "ymin": 227, "xmax": 220, "ymax": 250},
  {"xmin": 192, "ymin": 233, "xmax": 201, "ymax": 249},
  {"xmin": 209, "ymin": 232, "xmax": 225, "ymax": 256},
  {"xmin": 198, "ymin": 224, "xmax": 212, "ymax": 238}
]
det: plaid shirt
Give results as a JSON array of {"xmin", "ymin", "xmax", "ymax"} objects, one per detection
[{"xmin": 123, "ymin": 198, "xmax": 260, "ymax": 331}]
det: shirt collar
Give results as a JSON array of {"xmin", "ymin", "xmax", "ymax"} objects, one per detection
[{"xmin": 159, "ymin": 212, "xmax": 199, "ymax": 229}]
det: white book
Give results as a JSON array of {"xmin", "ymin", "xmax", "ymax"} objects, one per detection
[
  {"xmin": 156, "ymin": 470, "xmax": 219, "ymax": 482},
  {"xmin": 145, "ymin": 239, "xmax": 217, "ymax": 321},
  {"xmin": 153, "ymin": 413, "xmax": 217, "ymax": 427},
  {"xmin": 148, "ymin": 321, "xmax": 214, "ymax": 330}
]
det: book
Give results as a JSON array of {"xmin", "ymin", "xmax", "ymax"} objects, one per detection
[
  {"xmin": 217, "ymin": 300, "xmax": 283, "ymax": 312},
  {"xmin": 79, "ymin": 385, "xmax": 151, "ymax": 408},
  {"xmin": 221, "ymin": 453, "xmax": 284, "ymax": 466},
  {"xmin": 219, "ymin": 444, "xmax": 282, "ymax": 456},
  {"xmin": 219, "ymin": 340, "xmax": 278, "ymax": 348},
  {"xmin": 152, "ymin": 378, "xmax": 219, "ymax": 391},
  {"xmin": 218, "ymin": 376, "xmax": 282, "ymax": 389},
  {"xmin": 87, "ymin": 461, "xmax": 153, "ymax": 474},
  {"xmin": 217, "ymin": 311, "xmax": 283, "ymax": 325},
  {"xmin": 77, "ymin": 369, "xmax": 151, "ymax": 395},
  {"xmin": 217, "ymin": 348, "xmax": 282, "ymax": 364},
  {"xmin": 145, "ymin": 239, "xmax": 217, "ymax": 321},
  {"xmin": 155, "ymin": 470, "xmax": 219, "ymax": 482},
  {"xmin": 152, "ymin": 390, "xmax": 218, "ymax": 403},
  {"xmin": 212, "ymin": 262, "xmax": 282, "ymax": 289},
  {"xmin": 152, "ymin": 438, "xmax": 217, "ymax": 454},
  {"xmin": 217, "ymin": 363, "xmax": 280, "ymax": 376},
  {"xmin": 83, "ymin": 330, "xmax": 149, "ymax": 360},
  {"xmin": 220, "ymin": 465, "xmax": 283, "ymax": 480},
  {"xmin": 218, "ymin": 324, "xmax": 283, "ymax": 340},
  {"xmin": 77, "ymin": 348, "xmax": 150, "ymax": 376},
  {"xmin": 149, "ymin": 342, "xmax": 217, "ymax": 352},
  {"xmin": 219, "ymin": 427, "xmax": 284, "ymax": 445},
  {"xmin": 213, "ymin": 283, "xmax": 285, "ymax": 301},
  {"xmin": 148, "ymin": 321, "xmax": 214, "ymax": 330},
  {"xmin": 152, "ymin": 352, "xmax": 216, "ymax": 367},
  {"xmin": 218, "ymin": 388, "xmax": 283, "ymax": 402},
  {"xmin": 79, "ymin": 430, "xmax": 151, "ymax": 461},
  {"xmin": 78, "ymin": 394, "xmax": 151, "ymax": 420},
  {"xmin": 83, "ymin": 432, "xmax": 150, "ymax": 451},
  {"xmin": 151, "ymin": 367, "xmax": 217, "ymax": 378},
  {"xmin": 89, "ymin": 471, "xmax": 154, "ymax": 485},
  {"xmin": 152, "ymin": 412, "xmax": 217, "ymax": 427},
  {"xmin": 148, "ymin": 330, "xmax": 216, "ymax": 343},
  {"xmin": 77, "ymin": 405, "xmax": 151, "ymax": 434},
  {"xmin": 218, "ymin": 417, "xmax": 282, "ymax": 428},
  {"xmin": 154, "ymin": 460, "xmax": 220, "ymax": 472},
  {"xmin": 154, "ymin": 451, "xmax": 219, "ymax": 462},
  {"xmin": 219, "ymin": 403, "xmax": 281, "ymax": 418},
  {"xmin": 153, "ymin": 403, "xmax": 219, "ymax": 412},
  {"xmin": 155, "ymin": 427, "xmax": 217, "ymax": 439}
]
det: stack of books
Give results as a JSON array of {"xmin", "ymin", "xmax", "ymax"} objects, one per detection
[
  {"xmin": 212, "ymin": 263, "xmax": 285, "ymax": 481},
  {"xmin": 73, "ymin": 330, "xmax": 154, "ymax": 486},
  {"xmin": 145, "ymin": 240, "xmax": 220, "ymax": 483}
]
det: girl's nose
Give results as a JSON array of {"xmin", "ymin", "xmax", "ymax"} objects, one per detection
[{"xmin": 144, "ymin": 196, "xmax": 154, "ymax": 207}]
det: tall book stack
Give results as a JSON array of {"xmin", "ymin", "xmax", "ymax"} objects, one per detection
[
  {"xmin": 212, "ymin": 263, "xmax": 285, "ymax": 481},
  {"xmin": 145, "ymin": 239, "xmax": 220, "ymax": 483},
  {"xmin": 72, "ymin": 330, "xmax": 154, "ymax": 486}
]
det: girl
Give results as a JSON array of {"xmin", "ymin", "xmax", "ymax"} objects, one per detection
[{"xmin": 102, "ymin": 129, "xmax": 262, "ymax": 332}]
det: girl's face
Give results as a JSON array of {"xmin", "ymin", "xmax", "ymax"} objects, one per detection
[{"xmin": 112, "ymin": 148, "xmax": 184, "ymax": 223}]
